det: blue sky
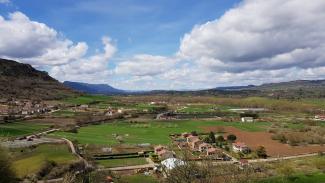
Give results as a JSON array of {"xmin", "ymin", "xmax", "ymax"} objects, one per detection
[
  {"xmin": 1, "ymin": 0, "xmax": 239, "ymax": 57},
  {"xmin": 1, "ymin": 0, "xmax": 325, "ymax": 90}
]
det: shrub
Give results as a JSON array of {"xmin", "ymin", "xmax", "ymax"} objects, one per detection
[
  {"xmin": 227, "ymin": 134, "xmax": 237, "ymax": 142},
  {"xmin": 256, "ymin": 146, "xmax": 267, "ymax": 158},
  {"xmin": 216, "ymin": 135, "xmax": 225, "ymax": 142},
  {"xmin": 37, "ymin": 160, "xmax": 57, "ymax": 178}
]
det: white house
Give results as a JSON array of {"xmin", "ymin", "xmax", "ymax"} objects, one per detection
[
  {"xmin": 161, "ymin": 158, "xmax": 185, "ymax": 170},
  {"xmin": 232, "ymin": 142, "xmax": 250, "ymax": 153},
  {"xmin": 241, "ymin": 117, "xmax": 254, "ymax": 123}
]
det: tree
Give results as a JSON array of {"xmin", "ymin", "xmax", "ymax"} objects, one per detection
[
  {"xmin": 164, "ymin": 150, "xmax": 258, "ymax": 183},
  {"xmin": 208, "ymin": 131, "xmax": 216, "ymax": 143},
  {"xmin": 203, "ymin": 136, "xmax": 211, "ymax": 143},
  {"xmin": 216, "ymin": 135, "xmax": 225, "ymax": 142},
  {"xmin": 191, "ymin": 131, "xmax": 198, "ymax": 136},
  {"xmin": 0, "ymin": 146, "xmax": 17, "ymax": 183},
  {"xmin": 227, "ymin": 134, "xmax": 237, "ymax": 142},
  {"xmin": 256, "ymin": 146, "xmax": 267, "ymax": 158}
]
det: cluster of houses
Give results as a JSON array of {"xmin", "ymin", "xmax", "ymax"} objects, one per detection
[
  {"xmin": 0, "ymin": 99, "xmax": 56, "ymax": 121},
  {"xmin": 105, "ymin": 107, "xmax": 123, "ymax": 116},
  {"xmin": 183, "ymin": 133, "xmax": 222, "ymax": 157}
]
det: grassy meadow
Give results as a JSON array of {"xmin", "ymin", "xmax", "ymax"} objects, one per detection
[
  {"xmin": 11, "ymin": 144, "xmax": 77, "ymax": 178},
  {"xmin": 0, "ymin": 121, "xmax": 50, "ymax": 138},
  {"xmin": 51, "ymin": 120, "xmax": 270, "ymax": 145},
  {"xmin": 259, "ymin": 172, "xmax": 325, "ymax": 183},
  {"xmin": 62, "ymin": 95, "xmax": 113, "ymax": 105},
  {"xmin": 120, "ymin": 175, "xmax": 158, "ymax": 183}
]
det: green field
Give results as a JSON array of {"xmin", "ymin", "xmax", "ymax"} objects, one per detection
[
  {"xmin": 0, "ymin": 121, "xmax": 50, "ymax": 138},
  {"xmin": 11, "ymin": 144, "xmax": 77, "ymax": 178},
  {"xmin": 52, "ymin": 120, "xmax": 270, "ymax": 145},
  {"xmin": 96, "ymin": 157, "xmax": 147, "ymax": 168},
  {"xmin": 120, "ymin": 175, "xmax": 158, "ymax": 183},
  {"xmin": 259, "ymin": 172, "xmax": 325, "ymax": 183},
  {"xmin": 51, "ymin": 110, "xmax": 84, "ymax": 117},
  {"xmin": 62, "ymin": 95, "xmax": 112, "ymax": 105}
]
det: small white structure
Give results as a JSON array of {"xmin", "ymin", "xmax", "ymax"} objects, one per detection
[
  {"xmin": 241, "ymin": 117, "xmax": 254, "ymax": 123},
  {"xmin": 232, "ymin": 142, "xmax": 249, "ymax": 153},
  {"xmin": 80, "ymin": 104, "xmax": 89, "ymax": 109},
  {"xmin": 161, "ymin": 158, "xmax": 185, "ymax": 170},
  {"xmin": 117, "ymin": 109, "xmax": 123, "ymax": 113},
  {"xmin": 315, "ymin": 115, "xmax": 325, "ymax": 121}
]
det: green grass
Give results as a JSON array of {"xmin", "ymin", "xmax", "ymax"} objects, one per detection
[
  {"xmin": 96, "ymin": 157, "xmax": 147, "ymax": 168},
  {"xmin": 62, "ymin": 95, "xmax": 112, "ymax": 105},
  {"xmin": 51, "ymin": 120, "xmax": 270, "ymax": 145},
  {"xmin": 120, "ymin": 175, "xmax": 158, "ymax": 183},
  {"xmin": 259, "ymin": 172, "xmax": 325, "ymax": 183},
  {"xmin": 11, "ymin": 144, "xmax": 77, "ymax": 178},
  {"xmin": 0, "ymin": 121, "xmax": 50, "ymax": 138}
]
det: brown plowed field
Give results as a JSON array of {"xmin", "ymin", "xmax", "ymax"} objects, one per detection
[{"xmin": 201, "ymin": 126, "xmax": 325, "ymax": 157}]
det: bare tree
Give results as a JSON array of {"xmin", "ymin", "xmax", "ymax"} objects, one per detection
[{"xmin": 163, "ymin": 150, "xmax": 259, "ymax": 183}]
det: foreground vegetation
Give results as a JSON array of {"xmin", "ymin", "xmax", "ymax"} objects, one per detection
[{"xmin": 11, "ymin": 144, "xmax": 77, "ymax": 178}]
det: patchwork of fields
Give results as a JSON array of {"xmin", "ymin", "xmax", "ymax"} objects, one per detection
[{"xmin": 51, "ymin": 120, "xmax": 270, "ymax": 145}]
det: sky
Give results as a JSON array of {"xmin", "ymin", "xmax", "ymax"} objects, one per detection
[{"xmin": 1, "ymin": 0, "xmax": 325, "ymax": 90}]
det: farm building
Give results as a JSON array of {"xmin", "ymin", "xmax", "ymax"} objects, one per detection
[
  {"xmin": 154, "ymin": 145, "xmax": 167, "ymax": 154},
  {"xmin": 314, "ymin": 115, "xmax": 325, "ymax": 121},
  {"xmin": 206, "ymin": 148, "xmax": 223, "ymax": 157},
  {"xmin": 198, "ymin": 143, "xmax": 213, "ymax": 152},
  {"xmin": 189, "ymin": 138, "xmax": 203, "ymax": 150},
  {"xmin": 157, "ymin": 149, "xmax": 174, "ymax": 160},
  {"xmin": 232, "ymin": 142, "xmax": 250, "ymax": 153},
  {"xmin": 241, "ymin": 117, "xmax": 254, "ymax": 122},
  {"xmin": 186, "ymin": 135, "xmax": 199, "ymax": 143}
]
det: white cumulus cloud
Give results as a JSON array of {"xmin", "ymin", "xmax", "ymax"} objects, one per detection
[
  {"xmin": 178, "ymin": 0, "xmax": 325, "ymax": 73},
  {"xmin": 0, "ymin": 12, "xmax": 88, "ymax": 66}
]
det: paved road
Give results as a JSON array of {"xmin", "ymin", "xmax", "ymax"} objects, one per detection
[{"xmin": 62, "ymin": 137, "xmax": 93, "ymax": 168}]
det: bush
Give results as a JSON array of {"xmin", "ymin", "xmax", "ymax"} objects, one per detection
[
  {"xmin": 227, "ymin": 134, "xmax": 237, "ymax": 142},
  {"xmin": 0, "ymin": 146, "xmax": 17, "ymax": 183},
  {"xmin": 37, "ymin": 160, "xmax": 57, "ymax": 178},
  {"xmin": 256, "ymin": 146, "xmax": 267, "ymax": 158},
  {"xmin": 216, "ymin": 135, "xmax": 225, "ymax": 142},
  {"xmin": 191, "ymin": 131, "xmax": 198, "ymax": 136}
]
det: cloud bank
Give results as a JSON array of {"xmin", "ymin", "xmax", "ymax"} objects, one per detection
[{"xmin": 1, "ymin": 0, "xmax": 325, "ymax": 90}]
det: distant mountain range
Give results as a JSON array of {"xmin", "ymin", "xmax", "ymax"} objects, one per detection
[
  {"xmin": 63, "ymin": 81, "xmax": 126, "ymax": 95},
  {"xmin": 1, "ymin": 58, "xmax": 324, "ymax": 99},
  {"xmin": 64, "ymin": 79, "xmax": 325, "ymax": 98},
  {"xmin": 0, "ymin": 58, "xmax": 77, "ymax": 100}
]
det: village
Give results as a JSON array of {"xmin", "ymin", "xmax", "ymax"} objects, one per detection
[{"xmin": 1, "ymin": 95, "xmax": 325, "ymax": 183}]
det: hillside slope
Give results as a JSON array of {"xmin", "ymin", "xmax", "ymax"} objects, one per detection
[
  {"xmin": 0, "ymin": 58, "xmax": 77, "ymax": 100},
  {"xmin": 64, "ymin": 81, "xmax": 125, "ymax": 95}
]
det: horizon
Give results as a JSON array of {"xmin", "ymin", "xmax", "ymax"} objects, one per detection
[{"xmin": 1, "ymin": 0, "xmax": 325, "ymax": 90}]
